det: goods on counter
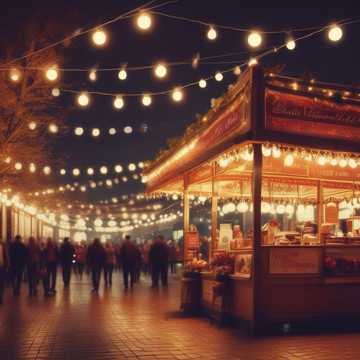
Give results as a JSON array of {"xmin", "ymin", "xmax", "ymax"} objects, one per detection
[
  {"xmin": 184, "ymin": 258, "xmax": 208, "ymax": 275},
  {"xmin": 262, "ymin": 219, "xmax": 280, "ymax": 245},
  {"xmin": 210, "ymin": 253, "xmax": 235, "ymax": 278},
  {"xmin": 325, "ymin": 255, "xmax": 360, "ymax": 275}
]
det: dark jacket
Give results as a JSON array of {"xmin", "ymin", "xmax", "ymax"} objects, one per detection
[
  {"xmin": 149, "ymin": 241, "xmax": 169, "ymax": 267},
  {"xmin": 87, "ymin": 242, "xmax": 106, "ymax": 268},
  {"xmin": 9, "ymin": 241, "xmax": 27, "ymax": 270},
  {"xmin": 59, "ymin": 241, "xmax": 75, "ymax": 267},
  {"xmin": 45, "ymin": 242, "xmax": 59, "ymax": 264},
  {"xmin": 118, "ymin": 241, "xmax": 141, "ymax": 269}
]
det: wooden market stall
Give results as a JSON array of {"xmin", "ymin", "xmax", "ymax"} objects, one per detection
[{"xmin": 144, "ymin": 65, "xmax": 360, "ymax": 333}]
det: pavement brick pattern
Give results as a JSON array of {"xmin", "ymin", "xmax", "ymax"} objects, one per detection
[{"xmin": 1, "ymin": 273, "xmax": 360, "ymax": 360}]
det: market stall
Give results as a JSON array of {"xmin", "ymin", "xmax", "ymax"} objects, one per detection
[{"xmin": 145, "ymin": 65, "xmax": 360, "ymax": 333}]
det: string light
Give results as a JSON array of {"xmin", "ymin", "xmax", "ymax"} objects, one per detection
[
  {"xmin": 247, "ymin": 31, "xmax": 262, "ymax": 48},
  {"xmin": 100, "ymin": 166, "xmax": 108, "ymax": 175},
  {"xmin": 286, "ymin": 39, "xmax": 296, "ymax": 50},
  {"xmin": 52, "ymin": 88, "xmax": 60, "ymax": 97},
  {"xmin": 87, "ymin": 167, "xmax": 94, "ymax": 175},
  {"xmin": 48, "ymin": 123, "xmax": 58, "ymax": 133},
  {"xmin": 9, "ymin": 68, "xmax": 21, "ymax": 82},
  {"xmin": 128, "ymin": 163, "xmax": 136, "ymax": 171},
  {"xmin": 92, "ymin": 128, "xmax": 100, "ymax": 137},
  {"xmin": 15, "ymin": 162, "xmax": 22, "ymax": 171},
  {"xmin": 45, "ymin": 66, "xmax": 59, "ymax": 81},
  {"xmin": 124, "ymin": 126, "xmax": 133, "ymax": 134},
  {"xmin": 118, "ymin": 68, "xmax": 127, "ymax": 80},
  {"xmin": 233, "ymin": 66, "xmax": 242, "ymax": 75},
  {"xmin": 284, "ymin": 152, "xmax": 294, "ymax": 167},
  {"xmin": 171, "ymin": 88, "xmax": 184, "ymax": 102},
  {"xmin": 74, "ymin": 127, "xmax": 84, "ymax": 136},
  {"xmin": 60, "ymin": 169, "xmax": 66, "ymax": 175},
  {"xmin": 92, "ymin": 29, "xmax": 107, "ymax": 47},
  {"xmin": 142, "ymin": 94, "xmax": 152, "ymax": 106},
  {"xmin": 328, "ymin": 24, "xmax": 343, "ymax": 42},
  {"xmin": 28, "ymin": 121, "xmax": 37, "ymax": 130},
  {"xmin": 215, "ymin": 72, "xmax": 223, "ymax": 82},
  {"xmin": 136, "ymin": 11, "xmax": 152, "ymax": 31},
  {"xmin": 73, "ymin": 168, "xmax": 80, "ymax": 176},
  {"xmin": 109, "ymin": 128, "xmax": 117, "ymax": 135},
  {"xmin": 154, "ymin": 63, "xmax": 167, "ymax": 78},
  {"xmin": 199, "ymin": 79, "xmax": 207, "ymax": 88},
  {"xmin": 207, "ymin": 26, "xmax": 217, "ymax": 41},
  {"xmin": 248, "ymin": 58, "xmax": 258, "ymax": 66},
  {"xmin": 43, "ymin": 166, "xmax": 51, "ymax": 175},
  {"xmin": 89, "ymin": 69, "xmax": 97, "ymax": 81},
  {"xmin": 138, "ymin": 161, "xmax": 145, "ymax": 169},
  {"xmin": 115, "ymin": 165, "xmax": 123, "ymax": 173},
  {"xmin": 113, "ymin": 96, "xmax": 125, "ymax": 109},
  {"xmin": 29, "ymin": 163, "xmax": 36, "ymax": 173},
  {"xmin": 77, "ymin": 92, "xmax": 90, "ymax": 107}
]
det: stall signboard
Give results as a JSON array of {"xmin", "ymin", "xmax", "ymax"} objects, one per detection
[
  {"xmin": 269, "ymin": 247, "xmax": 321, "ymax": 274},
  {"xmin": 185, "ymin": 231, "xmax": 200, "ymax": 249},
  {"xmin": 219, "ymin": 224, "xmax": 233, "ymax": 251},
  {"xmin": 266, "ymin": 89, "xmax": 360, "ymax": 142}
]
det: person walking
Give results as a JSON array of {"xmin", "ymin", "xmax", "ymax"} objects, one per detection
[
  {"xmin": 9, "ymin": 235, "xmax": 27, "ymax": 296},
  {"xmin": 118, "ymin": 235, "xmax": 140, "ymax": 290},
  {"xmin": 75, "ymin": 243, "xmax": 86, "ymax": 279},
  {"xmin": 0, "ymin": 239, "xmax": 8, "ymax": 304},
  {"xmin": 26, "ymin": 237, "xmax": 41, "ymax": 296},
  {"xmin": 149, "ymin": 235, "xmax": 169, "ymax": 288},
  {"xmin": 59, "ymin": 238, "xmax": 75, "ymax": 288},
  {"xmin": 104, "ymin": 242, "xmax": 116, "ymax": 287},
  {"xmin": 87, "ymin": 238, "xmax": 106, "ymax": 292},
  {"xmin": 168, "ymin": 240, "xmax": 177, "ymax": 274},
  {"xmin": 44, "ymin": 238, "xmax": 58, "ymax": 293}
]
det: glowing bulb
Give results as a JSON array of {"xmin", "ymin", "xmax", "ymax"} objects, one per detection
[
  {"xmin": 115, "ymin": 165, "xmax": 123, "ymax": 173},
  {"xmin": 94, "ymin": 218, "xmax": 103, "ymax": 227},
  {"xmin": 328, "ymin": 25, "xmax": 343, "ymax": 42},
  {"xmin": 124, "ymin": 126, "xmax": 133, "ymax": 134},
  {"xmin": 89, "ymin": 69, "xmax": 97, "ymax": 81},
  {"xmin": 128, "ymin": 163, "xmax": 136, "ymax": 171},
  {"xmin": 92, "ymin": 128, "xmax": 100, "ymax": 137},
  {"xmin": 48, "ymin": 123, "xmax": 58, "ymax": 133},
  {"xmin": 113, "ymin": 96, "xmax": 124, "ymax": 109},
  {"xmin": 261, "ymin": 202, "xmax": 271, "ymax": 214},
  {"xmin": 219, "ymin": 158, "xmax": 229, "ymax": 168},
  {"xmin": 52, "ymin": 88, "xmax": 60, "ymax": 97},
  {"xmin": 4, "ymin": 157, "xmax": 11, "ymax": 164},
  {"xmin": 43, "ymin": 166, "xmax": 51, "ymax": 175},
  {"xmin": 262, "ymin": 145, "xmax": 272, "ymax": 157},
  {"xmin": 138, "ymin": 161, "xmax": 144, "ymax": 168},
  {"xmin": 29, "ymin": 121, "xmax": 37, "ymax": 130},
  {"xmin": 72, "ymin": 168, "xmax": 80, "ymax": 176},
  {"xmin": 272, "ymin": 146, "xmax": 281, "ymax": 158},
  {"xmin": 248, "ymin": 31, "xmax": 262, "ymax": 48},
  {"xmin": 276, "ymin": 204, "xmax": 285, "ymax": 214},
  {"xmin": 285, "ymin": 204, "xmax": 295, "ymax": 215},
  {"xmin": 198, "ymin": 79, "xmax": 207, "ymax": 88},
  {"xmin": 317, "ymin": 155, "xmax": 327, "ymax": 166},
  {"xmin": 207, "ymin": 26, "xmax": 217, "ymax": 40},
  {"xmin": 237, "ymin": 202, "xmax": 249, "ymax": 213},
  {"xmin": 248, "ymin": 58, "xmax": 258, "ymax": 66},
  {"xmin": 349, "ymin": 158, "xmax": 358, "ymax": 169},
  {"xmin": 118, "ymin": 69, "xmax": 127, "ymax": 80},
  {"xmin": 60, "ymin": 169, "xmax": 66, "ymax": 175},
  {"xmin": 77, "ymin": 92, "xmax": 90, "ymax": 107},
  {"xmin": 215, "ymin": 72, "xmax": 223, "ymax": 82},
  {"xmin": 29, "ymin": 163, "xmax": 36, "ymax": 173},
  {"xmin": 109, "ymin": 128, "xmax": 116, "ymax": 135},
  {"xmin": 286, "ymin": 39, "xmax": 296, "ymax": 50},
  {"xmin": 142, "ymin": 94, "xmax": 152, "ymax": 106},
  {"xmin": 339, "ymin": 158, "xmax": 348, "ymax": 168},
  {"xmin": 154, "ymin": 63, "xmax": 167, "ymax": 78},
  {"xmin": 45, "ymin": 66, "xmax": 58, "ymax": 81},
  {"xmin": 74, "ymin": 127, "xmax": 84, "ymax": 136},
  {"xmin": 87, "ymin": 167, "xmax": 94, "ymax": 175},
  {"xmin": 330, "ymin": 157, "xmax": 338, "ymax": 166},
  {"xmin": 92, "ymin": 29, "xmax": 107, "ymax": 46},
  {"xmin": 9, "ymin": 68, "xmax": 21, "ymax": 82},
  {"xmin": 100, "ymin": 166, "xmax": 108, "ymax": 174},
  {"xmin": 15, "ymin": 162, "xmax": 22, "ymax": 170},
  {"xmin": 172, "ymin": 88, "xmax": 184, "ymax": 102},
  {"xmin": 136, "ymin": 12, "xmax": 152, "ymax": 31},
  {"xmin": 284, "ymin": 153, "xmax": 294, "ymax": 167},
  {"xmin": 233, "ymin": 66, "xmax": 242, "ymax": 75}
]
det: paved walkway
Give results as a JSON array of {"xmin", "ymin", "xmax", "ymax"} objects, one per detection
[{"xmin": 1, "ymin": 273, "xmax": 360, "ymax": 360}]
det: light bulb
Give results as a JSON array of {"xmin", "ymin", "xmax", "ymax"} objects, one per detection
[
  {"xmin": 9, "ymin": 68, "xmax": 21, "ymax": 82},
  {"xmin": 136, "ymin": 12, "xmax": 152, "ymax": 31},
  {"xmin": 48, "ymin": 123, "xmax": 58, "ymax": 133},
  {"xmin": 199, "ymin": 79, "xmax": 207, "ymax": 88},
  {"xmin": 89, "ymin": 69, "xmax": 97, "ymax": 81},
  {"xmin": 92, "ymin": 128, "xmax": 100, "ymax": 137},
  {"xmin": 92, "ymin": 29, "xmax": 107, "ymax": 46},
  {"xmin": 77, "ymin": 92, "xmax": 90, "ymax": 107},
  {"xmin": 52, "ymin": 88, "xmax": 60, "ymax": 97},
  {"xmin": 45, "ymin": 66, "xmax": 58, "ymax": 81},
  {"xmin": 128, "ymin": 163, "xmax": 136, "ymax": 171},
  {"xmin": 272, "ymin": 146, "xmax": 281, "ymax": 158},
  {"xmin": 113, "ymin": 96, "xmax": 124, "ymax": 109},
  {"xmin": 237, "ymin": 202, "xmax": 249, "ymax": 213},
  {"xmin": 262, "ymin": 145, "xmax": 272, "ymax": 157},
  {"xmin": 330, "ymin": 157, "xmax": 338, "ymax": 166},
  {"xmin": 233, "ymin": 66, "xmax": 241, "ymax": 75},
  {"xmin": 171, "ymin": 88, "xmax": 184, "ymax": 102},
  {"xmin": 349, "ymin": 158, "xmax": 358, "ymax": 169},
  {"xmin": 29, "ymin": 121, "xmax": 37, "ymax": 130},
  {"xmin": 154, "ymin": 63, "xmax": 167, "ymax": 78},
  {"xmin": 284, "ymin": 153, "xmax": 294, "ymax": 167},
  {"xmin": 248, "ymin": 58, "xmax": 258, "ymax": 66},
  {"xmin": 115, "ymin": 165, "xmax": 123, "ymax": 173},
  {"xmin": 118, "ymin": 69, "xmax": 127, "ymax": 80},
  {"xmin": 124, "ymin": 126, "xmax": 133, "ymax": 134},
  {"xmin": 43, "ymin": 166, "xmax": 51, "ymax": 175},
  {"xmin": 339, "ymin": 158, "xmax": 348, "ymax": 168},
  {"xmin": 60, "ymin": 169, "xmax": 66, "ymax": 175},
  {"xmin": 248, "ymin": 31, "xmax": 262, "ymax": 48},
  {"xmin": 29, "ymin": 163, "xmax": 36, "ymax": 173},
  {"xmin": 87, "ymin": 167, "xmax": 94, "ymax": 175},
  {"xmin": 215, "ymin": 72, "xmax": 223, "ymax": 82},
  {"xmin": 74, "ymin": 127, "xmax": 84, "ymax": 136},
  {"xmin": 207, "ymin": 26, "xmax": 217, "ymax": 40},
  {"xmin": 15, "ymin": 162, "xmax": 22, "ymax": 170},
  {"xmin": 142, "ymin": 94, "xmax": 152, "ymax": 106},
  {"xmin": 317, "ymin": 155, "xmax": 326, "ymax": 166},
  {"xmin": 286, "ymin": 39, "xmax": 296, "ymax": 50},
  {"xmin": 108, "ymin": 128, "xmax": 116, "ymax": 135},
  {"xmin": 328, "ymin": 25, "xmax": 343, "ymax": 42},
  {"xmin": 100, "ymin": 166, "xmax": 108, "ymax": 174},
  {"xmin": 72, "ymin": 168, "xmax": 80, "ymax": 176}
]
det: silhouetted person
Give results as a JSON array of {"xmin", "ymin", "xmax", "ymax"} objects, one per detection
[
  {"xmin": 104, "ymin": 242, "xmax": 116, "ymax": 287},
  {"xmin": 87, "ymin": 238, "xmax": 106, "ymax": 292},
  {"xmin": 75, "ymin": 243, "xmax": 86, "ymax": 279},
  {"xmin": 118, "ymin": 235, "xmax": 140, "ymax": 290},
  {"xmin": 59, "ymin": 238, "xmax": 75, "ymax": 288},
  {"xmin": 149, "ymin": 235, "xmax": 169, "ymax": 288},
  {"xmin": 9, "ymin": 235, "xmax": 27, "ymax": 296},
  {"xmin": 26, "ymin": 237, "xmax": 41, "ymax": 296},
  {"xmin": 0, "ymin": 239, "xmax": 8, "ymax": 304},
  {"xmin": 168, "ymin": 240, "xmax": 177, "ymax": 274},
  {"xmin": 44, "ymin": 238, "xmax": 58, "ymax": 293}
]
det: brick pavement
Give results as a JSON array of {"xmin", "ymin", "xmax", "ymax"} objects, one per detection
[{"xmin": 0, "ymin": 272, "xmax": 360, "ymax": 360}]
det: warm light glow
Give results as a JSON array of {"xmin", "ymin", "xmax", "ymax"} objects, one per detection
[
  {"xmin": 45, "ymin": 66, "xmax": 59, "ymax": 81},
  {"xmin": 349, "ymin": 158, "xmax": 358, "ymax": 169},
  {"xmin": 48, "ymin": 123, "xmax": 58, "ymax": 133},
  {"xmin": 237, "ymin": 202, "xmax": 249, "ymax": 213},
  {"xmin": 339, "ymin": 158, "xmax": 348, "ymax": 168},
  {"xmin": 262, "ymin": 145, "xmax": 272, "ymax": 157},
  {"xmin": 171, "ymin": 88, "xmax": 184, "ymax": 102},
  {"xmin": 138, "ymin": 161, "xmax": 144, "ymax": 168},
  {"xmin": 219, "ymin": 158, "xmax": 229, "ymax": 168},
  {"xmin": 52, "ymin": 88, "xmax": 60, "ymax": 97},
  {"xmin": 115, "ymin": 164, "xmax": 123, "ymax": 173},
  {"xmin": 100, "ymin": 166, "xmax": 108, "ymax": 174},
  {"xmin": 60, "ymin": 169, "xmax": 66, "ymax": 175},
  {"xmin": 233, "ymin": 66, "xmax": 242, "ymax": 75},
  {"xmin": 43, "ymin": 166, "xmax": 51, "ymax": 175},
  {"xmin": 4, "ymin": 157, "xmax": 11, "ymax": 164},
  {"xmin": 15, "ymin": 162, "xmax": 22, "ymax": 171},
  {"xmin": 215, "ymin": 72, "xmax": 223, "ymax": 82},
  {"xmin": 73, "ymin": 168, "xmax": 80, "ymax": 176},
  {"xmin": 142, "ymin": 94, "xmax": 152, "ymax": 106},
  {"xmin": 118, "ymin": 69, "xmax": 127, "ymax": 80},
  {"xmin": 87, "ymin": 167, "xmax": 94, "ymax": 175},
  {"xmin": 92, "ymin": 29, "xmax": 107, "ymax": 46},
  {"xmin": 89, "ymin": 69, "xmax": 97, "ymax": 81},
  {"xmin": 317, "ymin": 155, "xmax": 327, "ymax": 166},
  {"xmin": 128, "ymin": 163, "xmax": 136, "ymax": 171},
  {"xmin": 286, "ymin": 39, "xmax": 296, "ymax": 50},
  {"xmin": 77, "ymin": 92, "xmax": 90, "ymax": 107},
  {"xmin": 154, "ymin": 63, "xmax": 167, "ymax": 78},
  {"xmin": 74, "ymin": 127, "xmax": 84, "ymax": 136},
  {"xmin": 207, "ymin": 26, "xmax": 217, "ymax": 41},
  {"xmin": 113, "ymin": 96, "xmax": 124, "ymax": 109},
  {"xmin": 248, "ymin": 31, "xmax": 262, "ymax": 48},
  {"xmin": 330, "ymin": 157, "xmax": 338, "ymax": 166},
  {"xmin": 124, "ymin": 126, "xmax": 133, "ymax": 134},
  {"xmin": 92, "ymin": 128, "xmax": 100, "ymax": 137},
  {"xmin": 29, "ymin": 163, "xmax": 36, "ymax": 173},
  {"xmin": 199, "ymin": 79, "xmax": 207, "ymax": 88},
  {"xmin": 9, "ymin": 68, "xmax": 21, "ymax": 82},
  {"xmin": 284, "ymin": 153, "xmax": 294, "ymax": 167},
  {"xmin": 248, "ymin": 58, "xmax": 258, "ymax": 66},
  {"xmin": 109, "ymin": 128, "xmax": 117, "ymax": 135},
  {"xmin": 272, "ymin": 146, "xmax": 281, "ymax": 158},
  {"xmin": 328, "ymin": 25, "xmax": 343, "ymax": 42},
  {"xmin": 94, "ymin": 218, "xmax": 103, "ymax": 227},
  {"xmin": 28, "ymin": 121, "xmax": 37, "ymax": 130},
  {"xmin": 136, "ymin": 12, "xmax": 152, "ymax": 31}
]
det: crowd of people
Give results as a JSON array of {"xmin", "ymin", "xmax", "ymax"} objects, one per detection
[{"xmin": 0, "ymin": 234, "xmax": 181, "ymax": 305}]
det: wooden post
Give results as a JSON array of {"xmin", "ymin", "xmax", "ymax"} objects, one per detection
[
  {"xmin": 183, "ymin": 175, "xmax": 190, "ymax": 263},
  {"xmin": 211, "ymin": 162, "xmax": 218, "ymax": 260},
  {"xmin": 317, "ymin": 180, "xmax": 323, "ymax": 243}
]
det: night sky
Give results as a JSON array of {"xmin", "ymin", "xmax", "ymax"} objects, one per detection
[{"xmin": 1, "ymin": 0, "xmax": 360, "ymax": 206}]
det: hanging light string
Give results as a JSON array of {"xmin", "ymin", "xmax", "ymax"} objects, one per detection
[{"xmin": 0, "ymin": 0, "xmax": 178, "ymax": 68}]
